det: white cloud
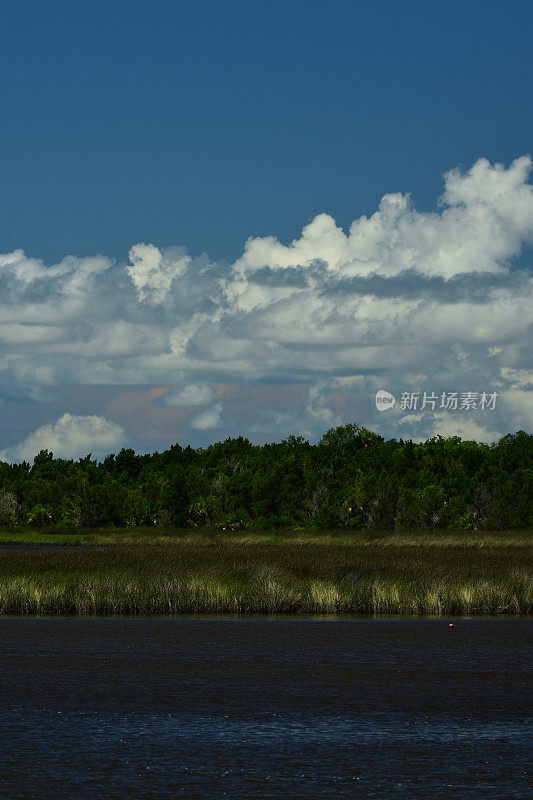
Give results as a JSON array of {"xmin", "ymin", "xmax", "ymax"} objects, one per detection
[
  {"xmin": 500, "ymin": 390, "xmax": 533, "ymax": 431},
  {"xmin": 233, "ymin": 155, "xmax": 533, "ymax": 283},
  {"xmin": 398, "ymin": 411, "xmax": 502, "ymax": 444},
  {"xmin": 127, "ymin": 243, "xmax": 191, "ymax": 305},
  {"xmin": 0, "ymin": 414, "xmax": 129, "ymax": 463},
  {"xmin": 0, "ymin": 156, "xmax": 532, "ymax": 445},
  {"xmin": 161, "ymin": 384, "xmax": 215, "ymax": 407},
  {"xmin": 189, "ymin": 403, "xmax": 224, "ymax": 430}
]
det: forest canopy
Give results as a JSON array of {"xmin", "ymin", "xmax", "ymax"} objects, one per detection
[{"xmin": 0, "ymin": 425, "xmax": 531, "ymax": 531}]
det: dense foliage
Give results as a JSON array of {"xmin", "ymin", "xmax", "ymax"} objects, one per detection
[{"xmin": 0, "ymin": 425, "xmax": 531, "ymax": 530}]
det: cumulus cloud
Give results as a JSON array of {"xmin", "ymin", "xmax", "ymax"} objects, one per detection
[
  {"xmin": 160, "ymin": 384, "xmax": 215, "ymax": 407},
  {"xmin": 0, "ymin": 414, "xmax": 129, "ymax": 463},
  {"xmin": 189, "ymin": 403, "xmax": 224, "ymax": 430},
  {"xmin": 233, "ymin": 155, "xmax": 533, "ymax": 282},
  {"xmin": 0, "ymin": 156, "xmax": 532, "ymax": 445},
  {"xmin": 126, "ymin": 243, "xmax": 191, "ymax": 304},
  {"xmin": 397, "ymin": 411, "xmax": 502, "ymax": 444}
]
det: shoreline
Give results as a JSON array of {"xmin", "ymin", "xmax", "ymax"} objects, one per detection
[
  {"xmin": 0, "ymin": 613, "xmax": 531, "ymax": 620},
  {"xmin": 0, "ymin": 529, "xmax": 530, "ymax": 617}
]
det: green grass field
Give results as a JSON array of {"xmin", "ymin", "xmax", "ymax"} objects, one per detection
[{"xmin": 0, "ymin": 529, "xmax": 530, "ymax": 616}]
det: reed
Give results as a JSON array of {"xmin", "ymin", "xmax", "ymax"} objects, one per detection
[{"xmin": 0, "ymin": 530, "xmax": 530, "ymax": 615}]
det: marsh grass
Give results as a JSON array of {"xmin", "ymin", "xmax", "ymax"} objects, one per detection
[
  {"xmin": 0, "ymin": 529, "xmax": 530, "ymax": 615},
  {"xmin": 0, "ymin": 527, "xmax": 530, "ymax": 547}
]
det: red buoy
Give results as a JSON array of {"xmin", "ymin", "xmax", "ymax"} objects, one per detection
[{"xmin": 449, "ymin": 623, "xmax": 455, "ymax": 628}]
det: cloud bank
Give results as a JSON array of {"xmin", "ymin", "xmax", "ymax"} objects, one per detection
[
  {"xmin": 0, "ymin": 414, "xmax": 129, "ymax": 462},
  {"xmin": 1, "ymin": 156, "xmax": 532, "ymax": 458}
]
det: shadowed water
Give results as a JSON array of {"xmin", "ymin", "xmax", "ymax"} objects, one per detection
[{"xmin": 0, "ymin": 618, "xmax": 530, "ymax": 799}]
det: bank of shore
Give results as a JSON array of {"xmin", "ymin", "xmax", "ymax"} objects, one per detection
[{"xmin": 0, "ymin": 529, "xmax": 530, "ymax": 615}]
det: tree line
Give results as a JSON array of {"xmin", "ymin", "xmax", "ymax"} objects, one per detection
[{"xmin": 0, "ymin": 425, "xmax": 531, "ymax": 530}]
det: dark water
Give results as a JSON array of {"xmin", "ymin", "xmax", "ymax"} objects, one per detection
[{"xmin": 0, "ymin": 619, "xmax": 530, "ymax": 799}]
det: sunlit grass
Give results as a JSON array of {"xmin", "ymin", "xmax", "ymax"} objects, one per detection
[{"xmin": 0, "ymin": 529, "xmax": 530, "ymax": 615}]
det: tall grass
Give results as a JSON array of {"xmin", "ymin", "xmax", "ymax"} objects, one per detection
[{"xmin": 0, "ymin": 530, "xmax": 530, "ymax": 615}]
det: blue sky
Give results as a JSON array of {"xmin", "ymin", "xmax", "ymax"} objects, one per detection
[
  {"xmin": 2, "ymin": 0, "xmax": 532, "ymax": 263},
  {"xmin": 1, "ymin": 0, "xmax": 532, "ymax": 460}
]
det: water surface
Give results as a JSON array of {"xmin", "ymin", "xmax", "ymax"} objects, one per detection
[{"xmin": 0, "ymin": 618, "xmax": 530, "ymax": 798}]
